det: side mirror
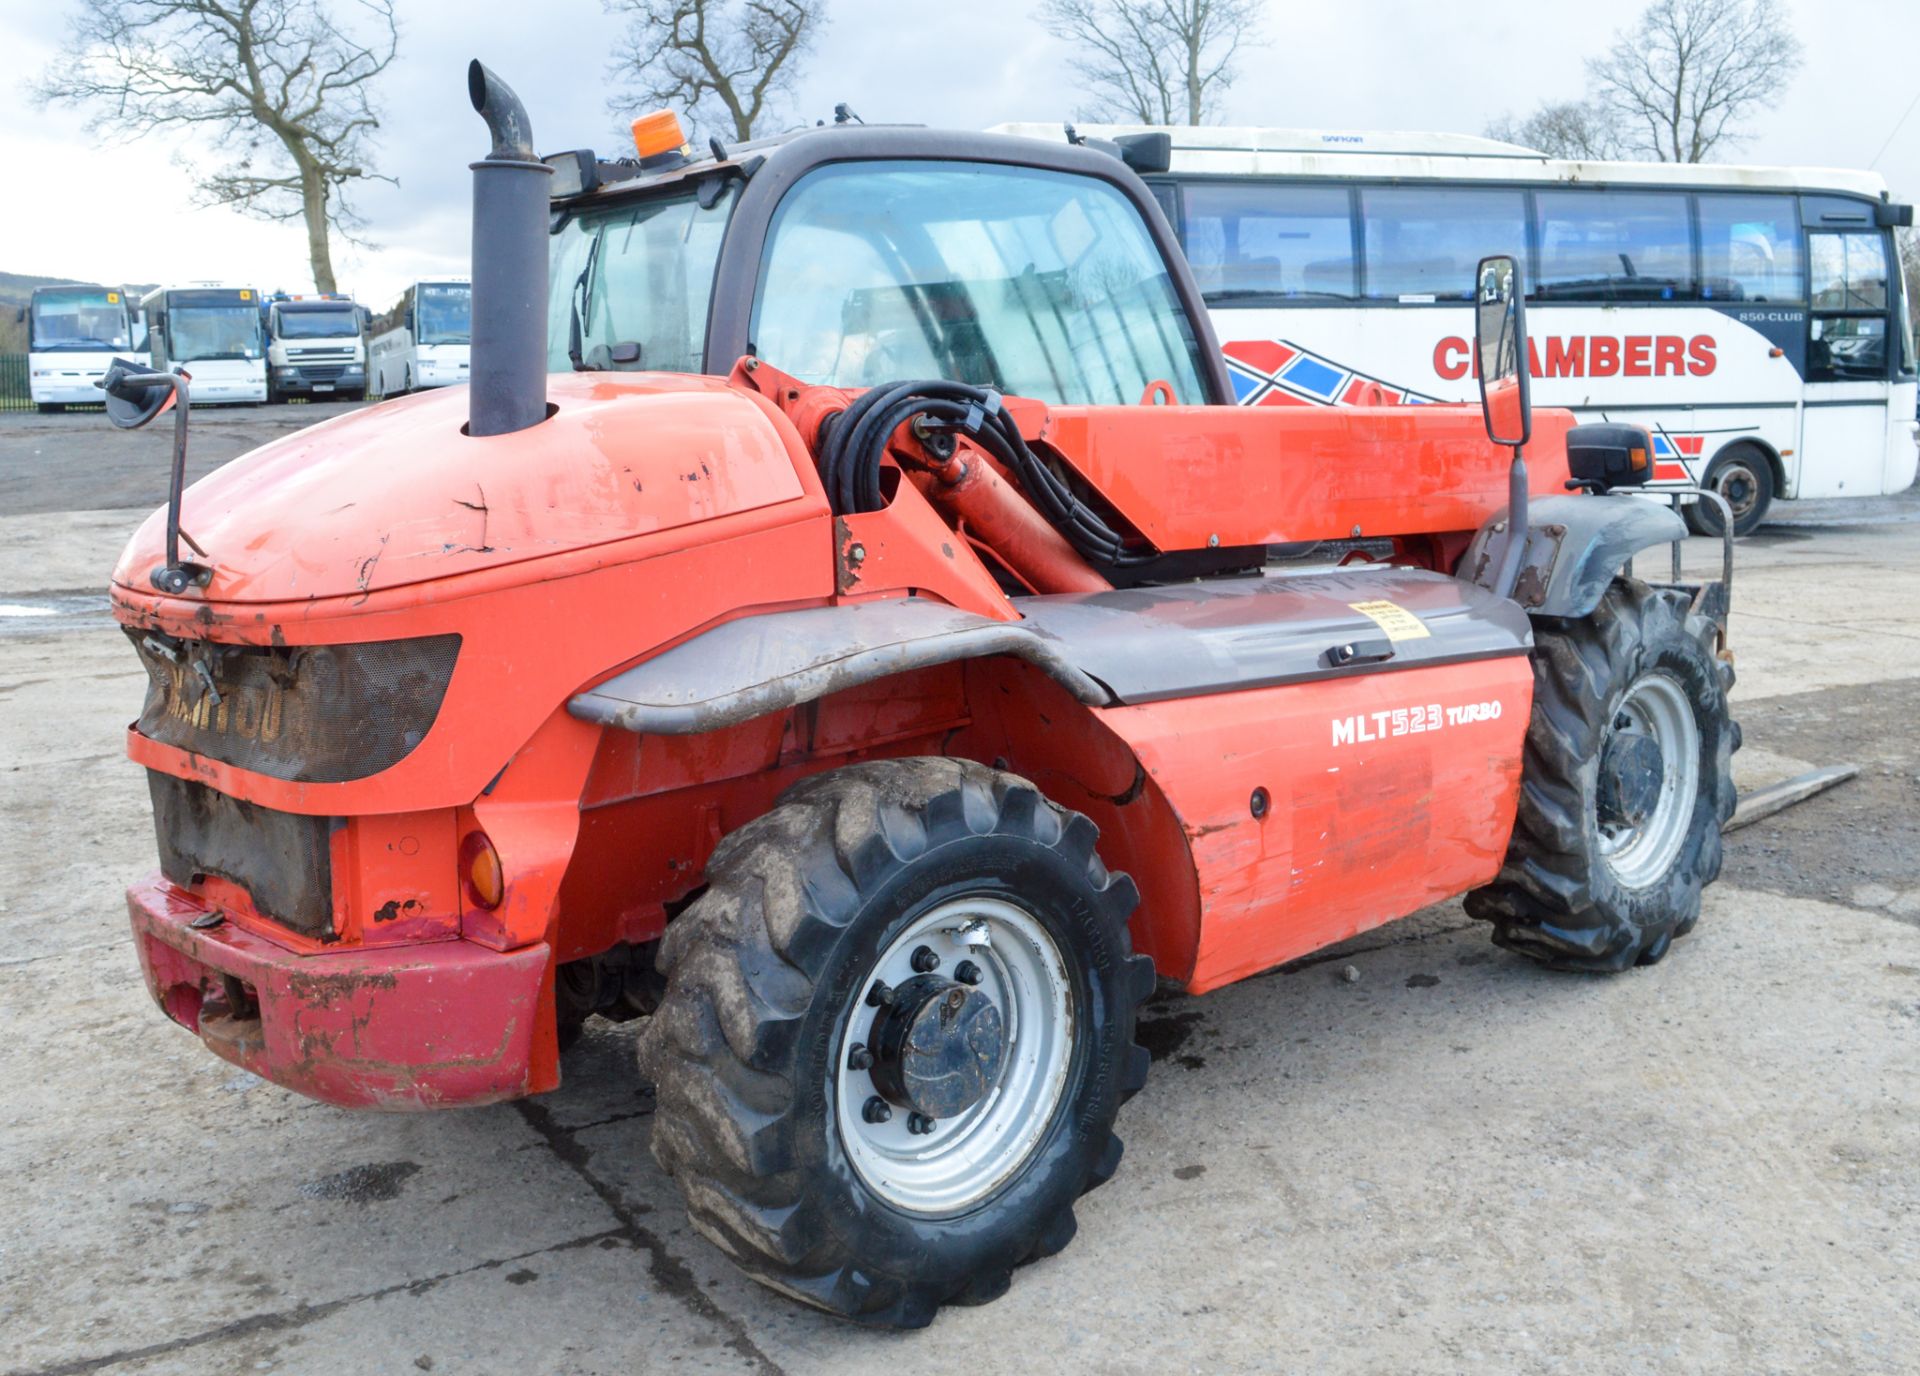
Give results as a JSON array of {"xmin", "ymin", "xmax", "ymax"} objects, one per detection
[
  {"xmin": 13, "ymin": 306, "xmax": 23, "ymax": 324},
  {"xmin": 98, "ymin": 357, "xmax": 177, "ymax": 430},
  {"xmin": 1474, "ymin": 254, "xmax": 1532, "ymax": 448},
  {"xmin": 1566, "ymin": 422, "xmax": 1654, "ymax": 491}
]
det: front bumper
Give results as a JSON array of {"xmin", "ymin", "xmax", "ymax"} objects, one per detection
[
  {"xmin": 130, "ymin": 873, "xmax": 550, "ymax": 1110},
  {"xmin": 31, "ymin": 374, "xmax": 108, "ymax": 404},
  {"xmin": 275, "ymin": 366, "xmax": 365, "ymax": 395}
]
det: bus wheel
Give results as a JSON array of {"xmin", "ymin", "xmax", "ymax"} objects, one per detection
[
  {"xmin": 1466, "ymin": 579, "xmax": 1737, "ymax": 971},
  {"xmin": 640, "ymin": 758, "xmax": 1153, "ymax": 1327},
  {"xmin": 1685, "ymin": 445, "xmax": 1773, "ymax": 537}
]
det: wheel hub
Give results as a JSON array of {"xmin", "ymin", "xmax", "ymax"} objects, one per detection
[
  {"xmin": 1598, "ymin": 730, "xmax": 1665, "ymax": 828},
  {"xmin": 867, "ymin": 974, "xmax": 1005, "ymax": 1120}
]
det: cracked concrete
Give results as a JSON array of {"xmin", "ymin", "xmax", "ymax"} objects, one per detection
[{"xmin": 2, "ymin": 413, "xmax": 1918, "ymax": 1373}]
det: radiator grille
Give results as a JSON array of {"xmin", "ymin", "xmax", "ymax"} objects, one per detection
[{"xmin": 130, "ymin": 631, "xmax": 460, "ymax": 784}]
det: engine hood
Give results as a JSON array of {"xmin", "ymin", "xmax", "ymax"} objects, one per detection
[{"xmin": 112, "ymin": 373, "xmax": 809, "ymax": 605}]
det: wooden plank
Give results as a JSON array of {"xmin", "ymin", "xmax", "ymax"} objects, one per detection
[{"xmin": 1724, "ymin": 764, "xmax": 1860, "ymax": 833}]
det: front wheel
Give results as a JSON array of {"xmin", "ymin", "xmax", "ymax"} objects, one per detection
[
  {"xmin": 1467, "ymin": 579, "xmax": 1738, "ymax": 971},
  {"xmin": 640, "ymin": 758, "xmax": 1152, "ymax": 1328},
  {"xmin": 1685, "ymin": 445, "xmax": 1774, "ymax": 537},
  {"xmin": 36, "ymin": 403, "xmax": 63, "ymax": 414}
]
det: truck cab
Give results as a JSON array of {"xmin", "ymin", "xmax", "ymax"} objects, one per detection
[
  {"xmin": 543, "ymin": 123, "xmax": 1229, "ymax": 408},
  {"xmin": 265, "ymin": 296, "xmax": 367, "ymax": 401}
]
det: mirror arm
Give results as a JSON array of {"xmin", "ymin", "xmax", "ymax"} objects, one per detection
[
  {"xmin": 136, "ymin": 373, "xmax": 209, "ymax": 595},
  {"xmin": 1492, "ymin": 445, "xmax": 1529, "ymax": 599}
]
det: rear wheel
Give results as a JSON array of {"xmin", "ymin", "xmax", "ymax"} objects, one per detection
[
  {"xmin": 1685, "ymin": 445, "xmax": 1773, "ymax": 537},
  {"xmin": 640, "ymin": 758, "xmax": 1152, "ymax": 1328},
  {"xmin": 1466, "ymin": 579, "xmax": 1737, "ymax": 971}
]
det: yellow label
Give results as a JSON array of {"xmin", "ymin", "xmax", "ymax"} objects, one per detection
[
  {"xmin": 1350, "ymin": 600, "xmax": 1431, "ymax": 641},
  {"xmin": 106, "ymin": 291, "xmax": 120, "ymax": 303},
  {"xmin": 239, "ymin": 289, "xmax": 252, "ymax": 300}
]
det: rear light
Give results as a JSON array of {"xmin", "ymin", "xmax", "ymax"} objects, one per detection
[{"xmin": 461, "ymin": 831, "xmax": 504, "ymax": 909}]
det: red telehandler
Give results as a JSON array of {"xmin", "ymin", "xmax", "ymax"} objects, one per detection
[{"xmin": 96, "ymin": 64, "xmax": 1737, "ymax": 1326}]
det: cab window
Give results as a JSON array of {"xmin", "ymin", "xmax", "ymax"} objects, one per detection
[{"xmin": 751, "ymin": 161, "xmax": 1210, "ymax": 406}]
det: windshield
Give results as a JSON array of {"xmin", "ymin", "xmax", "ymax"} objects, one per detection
[
  {"xmin": 30, "ymin": 290, "xmax": 132, "ymax": 351},
  {"xmin": 274, "ymin": 307, "xmax": 358, "ymax": 339},
  {"xmin": 750, "ymin": 161, "xmax": 1209, "ymax": 406},
  {"xmin": 169, "ymin": 306, "xmax": 264, "ymax": 361},
  {"xmin": 418, "ymin": 284, "xmax": 471, "ymax": 345},
  {"xmin": 547, "ymin": 186, "xmax": 735, "ymax": 373}
]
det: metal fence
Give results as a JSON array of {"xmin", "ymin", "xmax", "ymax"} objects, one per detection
[{"xmin": 0, "ymin": 354, "xmax": 29, "ymax": 412}]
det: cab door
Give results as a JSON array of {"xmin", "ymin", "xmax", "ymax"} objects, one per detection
[{"xmin": 1799, "ymin": 205, "xmax": 1895, "ymax": 499}]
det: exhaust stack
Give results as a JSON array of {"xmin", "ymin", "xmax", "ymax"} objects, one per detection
[{"xmin": 466, "ymin": 61, "xmax": 551, "ymax": 438}]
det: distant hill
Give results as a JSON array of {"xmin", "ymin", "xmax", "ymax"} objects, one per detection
[{"xmin": 1, "ymin": 271, "xmax": 159, "ymax": 352}]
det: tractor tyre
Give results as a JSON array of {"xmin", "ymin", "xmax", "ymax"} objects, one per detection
[
  {"xmin": 1466, "ymin": 578, "xmax": 1738, "ymax": 972},
  {"xmin": 1685, "ymin": 444, "xmax": 1774, "ymax": 537},
  {"xmin": 640, "ymin": 758, "xmax": 1152, "ymax": 1328}
]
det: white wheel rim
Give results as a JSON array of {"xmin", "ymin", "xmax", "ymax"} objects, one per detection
[
  {"xmin": 833, "ymin": 895, "xmax": 1075, "ymax": 1215},
  {"xmin": 1714, "ymin": 460, "xmax": 1761, "ymax": 520},
  {"xmin": 1597, "ymin": 672, "xmax": 1701, "ymax": 890}
]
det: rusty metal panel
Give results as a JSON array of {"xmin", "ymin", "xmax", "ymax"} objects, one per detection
[
  {"xmin": 148, "ymin": 772, "xmax": 337, "ymax": 939},
  {"xmin": 129, "ymin": 631, "xmax": 460, "ymax": 783}
]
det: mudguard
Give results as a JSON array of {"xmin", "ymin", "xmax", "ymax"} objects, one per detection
[
  {"xmin": 571, "ymin": 569, "xmax": 1532, "ymax": 735},
  {"xmin": 1463, "ymin": 493, "xmax": 1686, "ymax": 618}
]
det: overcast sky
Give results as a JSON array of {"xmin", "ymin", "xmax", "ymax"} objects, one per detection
[{"xmin": 1, "ymin": 0, "xmax": 1915, "ymax": 309}]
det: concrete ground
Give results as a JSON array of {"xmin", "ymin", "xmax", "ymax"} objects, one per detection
[{"xmin": 2, "ymin": 406, "xmax": 1918, "ymax": 1374}]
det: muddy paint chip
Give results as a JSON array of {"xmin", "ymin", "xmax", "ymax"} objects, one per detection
[
  {"xmin": 298, "ymin": 1161, "xmax": 422, "ymax": 1203},
  {"xmin": 1406, "ymin": 973, "xmax": 1440, "ymax": 988},
  {"xmin": 1174, "ymin": 1164, "xmax": 1206, "ymax": 1181},
  {"xmin": 505, "ymin": 1268, "xmax": 538, "ymax": 1285}
]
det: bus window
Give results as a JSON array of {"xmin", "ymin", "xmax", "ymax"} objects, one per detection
[
  {"xmin": 1535, "ymin": 189, "xmax": 1695, "ymax": 302},
  {"xmin": 1181, "ymin": 183, "xmax": 1356, "ymax": 301},
  {"xmin": 1810, "ymin": 233, "xmax": 1888, "ymax": 311},
  {"xmin": 1360, "ymin": 188, "xmax": 1525, "ymax": 301},
  {"xmin": 1808, "ymin": 232, "xmax": 1891, "ymax": 381},
  {"xmin": 1697, "ymin": 194, "xmax": 1802, "ymax": 303},
  {"xmin": 751, "ymin": 161, "xmax": 1209, "ymax": 406}
]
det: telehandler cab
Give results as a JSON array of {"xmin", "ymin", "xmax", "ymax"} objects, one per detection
[{"xmin": 99, "ymin": 64, "xmax": 1737, "ymax": 1327}]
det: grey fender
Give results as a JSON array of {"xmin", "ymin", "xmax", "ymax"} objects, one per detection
[
  {"xmin": 571, "ymin": 568, "xmax": 1533, "ymax": 737},
  {"xmin": 568, "ymin": 598, "xmax": 1111, "ymax": 736},
  {"xmin": 1463, "ymin": 493, "xmax": 1686, "ymax": 618}
]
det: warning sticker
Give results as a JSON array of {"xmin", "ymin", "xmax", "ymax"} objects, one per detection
[{"xmin": 1349, "ymin": 600, "xmax": 1431, "ymax": 641}]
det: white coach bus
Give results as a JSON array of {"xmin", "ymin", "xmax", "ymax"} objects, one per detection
[
  {"xmin": 21, "ymin": 284, "xmax": 137, "ymax": 411},
  {"xmin": 997, "ymin": 125, "xmax": 1918, "ymax": 534},
  {"xmin": 139, "ymin": 284, "xmax": 268, "ymax": 404},
  {"xmin": 368, "ymin": 278, "xmax": 471, "ymax": 398}
]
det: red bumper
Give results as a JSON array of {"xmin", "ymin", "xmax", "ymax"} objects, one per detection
[{"xmin": 129, "ymin": 874, "xmax": 553, "ymax": 1110}]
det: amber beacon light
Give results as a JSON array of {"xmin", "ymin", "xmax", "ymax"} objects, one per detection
[{"xmin": 631, "ymin": 109, "xmax": 687, "ymax": 160}]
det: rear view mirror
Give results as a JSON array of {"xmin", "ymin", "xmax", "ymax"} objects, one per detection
[
  {"xmin": 98, "ymin": 357, "xmax": 177, "ymax": 430},
  {"xmin": 1475, "ymin": 254, "xmax": 1532, "ymax": 448}
]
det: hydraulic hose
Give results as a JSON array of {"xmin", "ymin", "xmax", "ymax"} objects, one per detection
[{"xmin": 818, "ymin": 380, "xmax": 1156, "ymax": 569}]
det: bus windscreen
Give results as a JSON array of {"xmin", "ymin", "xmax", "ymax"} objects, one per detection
[
  {"xmin": 31, "ymin": 290, "xmax": 132, "ymax": 351},
  {"xmin": 417, "ymin": 285, "xmax": 471, "ymax": 345}
]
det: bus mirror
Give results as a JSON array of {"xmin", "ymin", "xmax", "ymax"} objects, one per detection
[
  {"xmin": 1877, "ymin": 202, "xmax": 1913, "ymax": 228},
  {"xmin": 1114, "ymin": 133, "xmax": 1173, "ymax": 175},
  {"xmin": 1474, "ymin": 254, "xmax": 1532, "ymax": 448}
]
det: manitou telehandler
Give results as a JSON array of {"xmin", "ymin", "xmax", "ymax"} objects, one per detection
[{"xmin": 98, "ymin": 64, "xmax": 1737, "ymax": 1327}]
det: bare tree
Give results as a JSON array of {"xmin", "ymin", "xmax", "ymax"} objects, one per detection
[
  {"xmin": 1484, "ymin": 100, "xmax": 1624, "ymax": 160},
  {"xmin": 1588, "ymin": 0, "xmax": 1802, "ymax": 163},
  {"xmin": 604, "ymin": 0, "xmax": 822, "ymax": 142},
  {"xmin": 1037, "ymin": 0, "xmax": 1262, "ymax": 125},
  {"xmin": 35, "ymin": 0, "xmax": 397, "ymax": 294}
]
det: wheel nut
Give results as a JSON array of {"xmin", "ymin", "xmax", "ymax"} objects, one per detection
[
  {"xmin": 954, "ymin": 960, "xmax": 982, "ymax": 986},
  {"xmin": 862, "ymin": 1096, "xmax": 892, "ymax": 1124},
  {"xmin": 911, "ymin": 945, "xmax": 940, "ymax": 973},
  {"xmin": 847, "ymin": 1043, "xmax": 873, "ymax": 1071},
  {"xmin": 907, "ymin": 1112, "xmax": 935, "ymax": 1135},
  {"xmin": 866, "ymin": 980, "xmax": 893, "ymax": 1007}
]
